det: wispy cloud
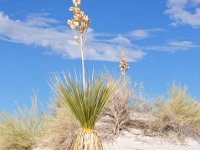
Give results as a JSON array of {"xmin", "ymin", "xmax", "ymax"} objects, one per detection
[
  {"xmin": 0, "ymin": 11, "xmax": 198, "ymax": 62},
  {"xmin": 143, "ymin": 40, "xmax": 198, "ymax": 52},
  {"xmin": 0, "ymin": 11, "xmax": 145, "ymax": 62},
  {"xmin": 25, "ymin": 13, "xmax": 59, "ymax": 27},
  {"xmin": 165, "ymin": 0, "xmax": 200, "ymax": 28},
  {"xmin": 129, "ymin": 28, "xmax": 164, "ymax": 40}
]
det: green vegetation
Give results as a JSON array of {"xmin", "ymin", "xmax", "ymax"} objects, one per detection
[
  {"xmin": 1, "ymin": 81, "xmax": 200, "ymax": 150},
  {"xmin": 149, "ymin": 84, "xmax": 200, "ymax": 141},
  {"xmin": 39, "ymin": 98, "xmax": 78, "ymax": 150},
  {"xmin": 52, "ymin": 75, "xmax": 116, "ymax": 149},
  {"xmin": 1, "ymin": 0, "xmax": 200, "ymax": 149},
  {"xmin": 0, "ymin": 99, "xmax": 44, "ymax": 150}
]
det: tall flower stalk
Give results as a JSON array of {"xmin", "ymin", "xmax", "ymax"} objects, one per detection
[
  {"xmin": 65, "ymin": 1, "xmax": 117, "ymax": 149},
  {"xmin": 67, "ymin": 0, "xmax": 91, "ymax": 88}
]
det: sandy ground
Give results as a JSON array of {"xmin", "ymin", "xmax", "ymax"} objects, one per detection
[
  {"xmin": 34, "ymin": 131, "xmax": 200, "ymax": 150},
  {"xmin": 103, "ymin": 132, "xmax": 200, "ymax": 150}
]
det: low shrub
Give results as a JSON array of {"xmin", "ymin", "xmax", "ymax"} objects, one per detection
[
  {"xmin": 148, "ymin": 84, "xmax": 200, "ymax": 142},
  {"xmin": 39, "ymin": 98, "xmax": 78, "ymax": 150},
  {"xmin": 0, "ymin": 98, "xmax": 44, "ymax": 150}
]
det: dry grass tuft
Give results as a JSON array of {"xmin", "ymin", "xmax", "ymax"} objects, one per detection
[
  {"xmin": 97, "ymin": 78, "xmax": 154, "ymax": 141},
  {"xmin": 38, "ymin": 98, "xmax": 79, "ymax": 150},
  {"xmin": 127, "ymin": 83, "xmax": 153, "ymax": 132},
  {"xmin": 97, "ymin": 77, "xmax": 132, "ymax": 140},
  {"xmin": 0, "ymin": 98, "xmax": 44, "ymax": 150},
  {"xmin": 130, "ymin": 83, "xmax": 152, "ymax": 113},
  {"xmin": 148, "ymin": 84, "xmax": 200, "ymax": 142},
  {"xmin": 96, "ymin": 80, "xmax": 200, "ymax": 144}
]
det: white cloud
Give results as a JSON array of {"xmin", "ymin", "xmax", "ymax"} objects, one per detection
[
  {"xmin": 166, "ymin": 0, "xmax": 200, "ymax": 27},
  {"xmin": 107, "ymin": 35, "xmax": 132, "ymax": 46},
  {"xmin": 143, "ymin": 40, "xmax": 198, "ymax": 52},
  {"xmin": 0, "ymin": 11, "xmax": 197, "ymax": 62},
  {"xmin": 0, "ymin": 12, "xmax": 145, "ymax": 62},
  {"xmin": 25, "ymin": 13, "xmax": 59, "ymax": 27},
  {"xmin": 168, "ymin": 41, "xmax": 197, "ymax": 48},
  {"xmin": 130, "ymin": 28, "xmax": 164, "ymax": 39},
  {"xmin": 130, "ymin": 30, "xmax": 149, "ymax": 39}
]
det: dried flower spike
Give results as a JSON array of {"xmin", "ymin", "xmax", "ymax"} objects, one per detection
[
  {"xmin": 67, "ymin": 0, "xmax": 91, "ymax": 88},
  {"xmin": 73, "ymin": 0, "xmax": 81, "ymax": 7},
  {"xmin": 119, "ymin": 50, "xmax": 129, "ymax": 75},
  {"xmin": 67, "ymin": 0, "xmax": 91, "ymax": 34}
]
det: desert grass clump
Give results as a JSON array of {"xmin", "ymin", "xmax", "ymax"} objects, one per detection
[
  {"xmin": 0, "ymin": 99, "xmax": 44, "ymax": 150},
  {"xmin": 52, "ymin": 75, "xmax": 116, "ymax": 150},
  {"xmin": 148, "ymin": 84, "xmax": 200, "ymax": 142},
  {"xmin": 98, "ymin": 77, "xmax": 131, "ymax": 139},
  {"xmin": 98, "ymin": 52, "xmax": 130, "ymax": 139},
  {"xmin": 125, "ymin": 82, "xmax": 153, "ymax": 133},
  {"xmin": 98, "ymin": 73, "xmax": 151, "ymax": 140},
  {"xmin": 130, "ymin": 83, "xmax": 152, "ymax": 114},
  {"xmin": 39, "ymin": 98, "xmax": 78, "ymax": 150}
]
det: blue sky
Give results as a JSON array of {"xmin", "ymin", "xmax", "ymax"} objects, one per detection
[{"xmin": 0, "ymin": 0, "xmax": 200, "ymax": 112}]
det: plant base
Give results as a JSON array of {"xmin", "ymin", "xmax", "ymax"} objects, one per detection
[{"xmin": 73, "ymin": 130, "xmax": 103, "ymax": 150}]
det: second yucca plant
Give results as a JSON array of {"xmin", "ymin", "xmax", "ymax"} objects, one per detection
[{"xmin": 53, "ymin": 75, "xmax": 116, "ymax": 150}]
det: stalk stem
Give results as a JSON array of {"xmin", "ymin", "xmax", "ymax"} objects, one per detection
[{"xmin": 80, "ymin": 34, "xmax": 86, "ymax": 89}]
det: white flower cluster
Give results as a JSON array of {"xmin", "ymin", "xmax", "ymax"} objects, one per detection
[
  {"xmin": 67, "ymin": 0, "xmax": 91, "ymax": 34},
  {"xmin": 119, "ymin": 50, "xmax": 129, "ymax": 75}
]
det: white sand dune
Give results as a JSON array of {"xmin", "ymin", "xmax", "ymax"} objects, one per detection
[
  {"xmin": 103, "ymin": 132, "xmax": 200, "ymax": 150},
  {"xmin": 34, "ymin": 131, "xmax": 200, "ymax": 150}
]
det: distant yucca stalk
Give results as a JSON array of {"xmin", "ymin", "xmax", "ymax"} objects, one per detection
[
  {"xmin": 67, "ymin": 0, "xmax": 91, "ymax": 88},
  {"xmin": 119, "ymin": 50, "xmax": 129, "ymax": 78},
  {"xmin": 52, "ymin": 75, "xmax": 116, "ymax": 150}
]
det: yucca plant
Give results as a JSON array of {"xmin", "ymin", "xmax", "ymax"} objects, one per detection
[{"xmin": 52, "ymin": 75, "xmax": 116, "ymax": 150}]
